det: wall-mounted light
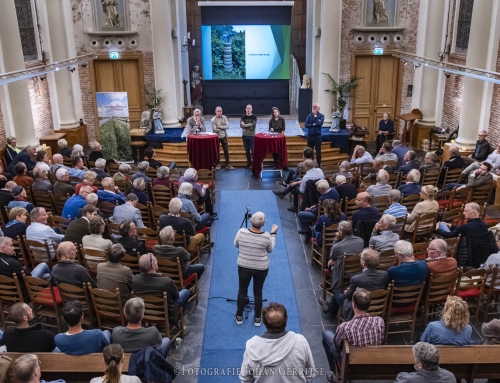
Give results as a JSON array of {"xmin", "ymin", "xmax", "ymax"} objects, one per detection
[
  {"xmin": 67, "ymin": 66, "xmax": 76, "ymax": 73},
  {"xmin": 413, "ymin": 63, "xmax": 421, "ymax": 69}
]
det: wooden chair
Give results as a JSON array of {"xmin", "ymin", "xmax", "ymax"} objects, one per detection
[
  {"xmin": 311, "ymin": 223, "xmax": 338, "ymax": 270},
  {"xmin": 340, "ymin": 253, "xmax": 363, "ymax": 292},
  {"xmin": 173, "ymin": 231, "xmax": 199, "ymax": 264},
  {"xmin": 436, "ymin": 189, "xmax": 454, "ymax": 211},
  {"xmin": 56, "ymin": 282, "xmax": 94, "ymax": 328},
  {"xmin": 441, "ymin": 167, "xmax": 463, "ymax": 188},
  {"xmin": 22, "ymin": 272, "xmax": 62, "ymax": 332},
  {"xmin": 51, "ymin": 193, "xmax": 69, "ymax": 216},
  {"xmin": 343, "ymin": 198, "xmax": 358, "ymax": 222},
  {"xmin": 62, "ymin": 156, "xmax": 72, "ymax": 167},
  {"xmin": 121, "ymin": 253, "xmax": 140, "ymax": 274},
  {"xmin": 469, "ymin": 184, "xmax": 493, "ymax": 206},
  {"xmin": 23, "ymin": 237, "xmax": 56, "ymax": 269},
  {"xmin": 420, "ymin": 169, "xmax": 440, "ymax": 187},
  {"xmin": 387, "ymin": 173, "xmax": 399, "ymax": 189},
  {"xmin": 392, "ymin": 216, "xmax": 407, "ymax": 239},
  {"xmin": 406, "ymin": 212, "xmax": 438, "ymax": 244},
  {"xmin": 146, "ymin": 167, "xmax": 157, "ymax": 181},
  {"xmin": 0, "ymin": 275, "xmax": 24, "ymax": 328},
  {"xmin": 444, "ymin": 236, "xmax": 461, "ymax": 259},
  {"xmin": 12, "ymin": 236, "xmax": 30, "ymax": 269},
  {"xmin": 80, "ymin": 246, "xmax": 108, "ymax": 276},
  {"xmin": 378, "ymin": 249, "xmax": 396, "ymax": 271},
  {"xmin": 169, "ymin": 168, "xmax": 183, "ymax": 183},
  {"xmin": 151, "ymin": 185, "xmax": 175, "ymax": 208},
  {"xmin": 479, "ymin": 266, "xmax": 500, "ymax": 322},
  {"xmin": 455, "ymin": 267, "xmax": 488, "ymax": 324},
  {"xmin": 137, "ymin": 228, "xmax": 159, "ymax": 250},
  {"xmin": 88, "ymin": 286, "xmax": 125, "ymax": 330},
  {"xmin": 341, "ymin": 287, "xmax": 392, "ymax": 323},
  {"xmin": 149, "ymin": 205, "xmax": 168, "ymax": 229},
  {"xmin": 108, "ymin": 162, "xmax": 119, "ymax": 177},
  {"xmin": 133, "ymin": 292, "xmax": 184, "ymax": 340},
  {"xmin": 372, "ymin": 196, "xmax": 389, "ymax": 216},
  {"xmin": 412, "ymin": 241, "xmax": 429, "ymax": 260},
  {"xmin": 49, "ymin": 215, "xmax": 71, "ymax": 235},
  {"xmin": 114, "ymin": 179, "xmax": 128, "ymax": 194},
  {"xmin": 400, "ymin": 194, "xmax": 420, "ymax": 215},
  {"xmin": 441, "ymin": 205, "xmax": 464, "ymax": 227},
  {"xmin": 136, "ymin": 202, "xmax": 152, "ymax": 228},
  {"xmin": 31, "ymin": 190, "xmax": 55, "ymax": 214},
  {"xmin": 420, "ymin": 271, "xmax": 459, "ymax": 328},
  {"xmin": 97, "ymin": 201, "xmax": 118, "ymax": 218},
  {"xmin": 449, "ymin": 186, "xmax": 470, "ymax": 209},
  {"xmin": 156, "ymin": 258, "xmax": 198, "ymax": 305},
  {"xmin": 384, "ymin": 282, "xmax": 425, "ymax": 344}
]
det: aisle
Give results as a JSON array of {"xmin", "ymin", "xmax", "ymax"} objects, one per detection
[{"xmin": 198, "ymin": 190, "xmax": 301, "ymax": 382}]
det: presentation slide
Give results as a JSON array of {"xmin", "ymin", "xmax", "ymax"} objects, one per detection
[{"xmin": 201, "ymin": 25, "xmax": 290, "ymax": 80}]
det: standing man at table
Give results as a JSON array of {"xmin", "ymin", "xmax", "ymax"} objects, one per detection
[
  {"xmin": 304, "ymin": 103, "xmax": 324, "ymax": 167},
  {"xmin": 186, "ymin": 109, "xmax": 206, "ymax": 135},
  {"xmin": 211, "ymin": 106, "xmax": 234, "ymax": 171},
  {"xmin": 240, "ymin": 104, "xmax": 257, "ymax": 169}
]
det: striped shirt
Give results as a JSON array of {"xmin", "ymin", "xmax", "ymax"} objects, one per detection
[
  {"xmin": 384, "ymin": 202, "xmax": 408, "ymax": 218},
  {"xmin": 333, "ymin": 314, "xmax": 385, "ymax": 352},
  {"xmin": 234, "ymin": 228, "xmax": 276, "ymax": 270}
]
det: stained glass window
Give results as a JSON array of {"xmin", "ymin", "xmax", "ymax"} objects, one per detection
[
  {"xmin": 455, "ymin": 0, "xmax": 474, "ymax": 54},
  {"xmin": 15, "ymin": 0, "xmax": 39, "ymax": 62}
]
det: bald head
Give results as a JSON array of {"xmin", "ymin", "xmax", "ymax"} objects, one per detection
[
  {"xmin": 53, "ymin": 154, "xmax": 63, "ymax": 164},
  {"xmin": 428, "ymin": 238, "xmax": 447, "ymax": 258},
  {"xmin": 356, "ymin": 192, "xmax": 372, "ymax": 208},
  {"xmin": 304, "ymin": 159, "xmax": 314, "ymax": 170},
  {"xmin": 56, "ymin": 242, "xmax": 77, "ymax": 261}
]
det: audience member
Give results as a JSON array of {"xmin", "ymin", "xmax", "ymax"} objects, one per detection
[
  {"xmin": 464, "ymin": 130, "xmax": 491, "ymax": 165},
  {"xmin": 398, "ymin": 169, "xmax": 422, "ymax": 196},
  {"xmin": 90, "ymin": 344, "xmax": 142, "ymax": 383},
  {"xmin": 96, "ymin": 243, "xmax": 133, "ymax": 303},
  {"xmin": 55, "ymin": 301, "xmax": 109, "ymax": 355},
  {"xmin": 311, "ymin": 199, "xmax": 345, "ymax": 246},
  {"xmin": 4, "ymin": 136, "xmax": 21, "ymax": 165},
  {"xmin": 179, "ymin": 168, "xmax": 216, "ymax": 217},
  {"xmin": 351, "ymin": 192, "xmax": 380, "ymax": 227},
  {"xmin": 332, "ymin": 161, "xmax": 353, "ymax": 182},
  {"xmin": 277, "ymin": 147, "xmax": 317, "ymax": 188},
  {"xmin": 240, "ymin": 302, "xmax": 315, "ymax": 382},
  {"xmin": 436, "ymin": 202, "xmax": 489, "ymax": 239},
  {"xmin": 441, "ymin": 145, "xmax": 465, "ymax": 172},
  {"xmin": 384, "ymin": 189, "xmax": 408, "ymax": 218},
  {"xmin": 61, "ymin": 185, "xmax": 93, "ymax": 219},
  {"xmin": 335, "ymin": 175, "xmax": 357, "ymax": 203},
  {"xmin": 64, "ymin": 204, "xmax": 98, "ymax": 245},
  {"xmin": 2, "ymin": 302, "xmax": 55, "ymax": 352},
  {"xmin": 88, "ymin": 141, "xmax": 105, "ymax": 163},
  {"xmin": 394, "ymin": 342, "xmax": 456, "ymax": 382},
  {"xmin": 35, "ymin": 151, "xmax": 51, "ymax": 173},
  {"xmin": 369, "ymin": 214, "xmax": 399, "ymax": 252},
  {"xmin": 350, "ymin": 145, "xmax": 373, "ymax": 164},
  {"xmin": 8, "ymin": 186, "xmax": 34, "ymax": 212},
  {"xmin": 113, "ymin": 163, "xmax": 131, "ymax": 182},
  {"xmin": 131, "ymin": 161, "xmax": 152, "ymax": 184},
  {"xmin": 366, "ymin": 169, "xmax": 392, "ymax": 197},
  {"xmin": 480, "ymin": 233, "xmax": 500, "ymax": 289},
  {"xmin": 97, "ymin": 177, "xmax": 126, "ymax": 205},
  {"xmin": 71, "ymin": 144, "xmax": 86, "ymax": 160},
  {"xmin": 419, "ymin": 152, "xmax": 441, "ymax": 172},
  {"xmin": 368, "ymin": 157, "xmax": 395, "ymax": 181},
  {"xmin": 12, "ymin": 353, "xmax": 65, "ymax": 383},
  {"xmin": 463, "ymin": 141, "xmax": 500, "ymax": 179},
  {"xmin": 482, "ymin": 318, "xmax": 500, "ymax": 345},
  {"xmin": 116, "ymin": 220, "xmax": 147, "ymax": 255},
  {"xmin": 420, "ymin": 296, "xmax": 471, "ymax": 346},
  {"xmin": 392, "ymin": 140, "xmax": 409, "ymax": 167},
  {"xmin": 75, "ymin": 171, "xmax": 98, "ymax": 195},
  {"xmin": 131, "ymin": 178, "xmax": 149, "ymax": 205},
  {"xmin": 376, "ymin": 141, "xmax": 398, "ymax": 162},
  {"xmin": 111, "ymin": 193, "xmax": 145, "ymax": 228},
  {"xmin": 51, "ymin": 242, "xmax": 96, "ymax": 287},
  {"xmin": 68, "ymin": 156, "xmax": 87, "ymax": 179},
  {"xmin": 50, "ymin": 153, "xmax": 68, "ymax": 174},
  {"xmin": 388, "ymin": 240, "xmax": 428, "ymax": 286},
  {"xmin": 0, "ymin": 181, "xmax": 15, "ymax": 221},
  {"xmin": 13, "ymin": 162, "xmax": 34, "ymax": 188},
  {"xmin": 404, "ymin": 185, "xmax": 438, "ymax": 232},
  {"xmin": 26, "ymin": 207, "xmax": 64, "ymax": 259},
  {"xmin": 425, "ymin": 238, "xmax": 457, "ymax": 276},
  {"xmin": 322, "ymin": 289, "xmax": 384, "ymax": 382},
  {"xmin": 445, "ymin": 161, "xmax": 493, "ymax": 191},
  {"xmin": 132, "ymin": 254, "xmax": 190, "ymax": 327},
  {"xmin": 153, "ymin": 166, "xmax": 173, "ymax": 187},
  {"xmin": 143, "ymin": 147, "xmax": 163, "ymax": 169},
  {"xmin": 53, "ymin": 168, "xmax": 75, "ymax": 196},
  {"xmin": 7, "ymin": 144, "xmax": 36, "ymax": 175},
  {"xmin": 58, "ymin": 138, "xmax": 72, "ymax": 157},
  {"xmin": 178, "ymin": 182, "xmax": 212, "ymax": 231},
  {"xmin": 91, "ymin": 158, "xmax": 110, "ymax": 181},
  {"xmin": 398, "ymin": 150, "xmax": 420, "ymax": 175},
  {"xmin": 153, "ymin": 226, "xmax": 205, "ymax": 280},
  {"xmin": 4, "ymin": 207, "xmax": 29, "ymax": 239},
  {"xmin": 82, "ymin": 216, "xmax": 113, "ymax": 251}
]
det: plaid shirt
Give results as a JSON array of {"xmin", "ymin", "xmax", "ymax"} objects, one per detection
[{"xmin": 333, "ymin": 314, "xmax": 385, "ymax": 352}]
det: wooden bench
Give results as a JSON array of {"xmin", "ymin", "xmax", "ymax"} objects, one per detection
[{"xmin": 338, "ymin": 342, "xmax": 500, "ymax": 383}]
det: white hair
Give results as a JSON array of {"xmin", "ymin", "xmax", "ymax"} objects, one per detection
[
  {"xmin": 55, "ymin": 168, "xmax": 69, "ymax": 180},
  {"xmin": 178, "ymin": 182, "xmax": 193, "ymax": 195},
  {"xmin": 377, "ymin": 169, "xmax": 389, "ymax": 184},
  {"xmin": 183, "ymin": 168, "xmax": 197, "ymax": 181},
  {"xmin": 138, "ymin": 161, "xmax": 149, "ymax": 172},
  {"xmin": 408, "ymin": 169, "xmax": 421, "ymax": 183},
  {"xmin": 336, "ymin": 175, "xmax": 346, "ymax": 185},
  {"xmin": 58, "ymin": 139, "xmax": 68, "ymax": 148},
  {"xmin": 90, "ymin": 141, "xmax": 101, "ymax": 151},
  {"xmin": 95, "ymin": 158, "xmax": 106, "ymax": 169},
  {"xmin": 250, "ymin": 212, "xmax": 266, "ymax": 228}
]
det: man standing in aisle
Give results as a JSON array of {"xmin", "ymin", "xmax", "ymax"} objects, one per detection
[
  {"xmin": 240, "ymin": 104, "xmax": 257, "ymax": 169},
  {"xmin": 211, "ymin": 106, "xmax": 234, "ymax": 170},
  {"xmin": 304, "ymin": 103, "xmax": 324, "ymax": 166}
]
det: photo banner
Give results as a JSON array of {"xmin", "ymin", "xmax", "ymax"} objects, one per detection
[{"xmin": 96, "ymin": 92, "xmax": 133, "ymax": 162}]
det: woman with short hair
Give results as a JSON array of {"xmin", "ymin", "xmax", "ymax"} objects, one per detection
[
  {"xmin": 131, "ymin": 177, "xmax": 149, "ymax": 205},
  {"xmin": 153, "ymin": 166, "xmax": 173, "ymax": 188},
  {"xmin": 404, "ymin": 184, "xmax": 439, "ymax": 233},
  {"xmin": 82, "ymin": 216, "xmax": 112, "ymax": 251},
  {"xmin": 113, "ymin": 163, "xmax": 131, "ymax": 182},
  {"xmin": 179, "ymin": 168, "xmax": 216, "ymax": 218},
  {"xmin": 35, "ymin": 151, "xmax": 51, "ymax": 173},
  {"xmin": 177, "ymin": 182, "xmax": 212, "ymax": 231},
  {"xmin": 3, "ymin": 207, "xmax": 28, "ymax": 239}
]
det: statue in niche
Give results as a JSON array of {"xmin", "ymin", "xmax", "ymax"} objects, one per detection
[
  {"xmin": 191, "ymin": 65, "xmax": 203, "ymax": 110},
  {"xmin": 102, "ymin": 0, "xmax": 120, "ymax": 28},
  {"xmin": 301, "ymin": 74, "xmax": 310, "ymax": 89},
  {"xmin": 372, "ymin": 0, "xmax": 389, "ymax": 24}
]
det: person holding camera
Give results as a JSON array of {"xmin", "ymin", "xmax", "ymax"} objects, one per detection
[{"xmin": 234, "ymin": 211, "xmax": 278, "ymax": 326}]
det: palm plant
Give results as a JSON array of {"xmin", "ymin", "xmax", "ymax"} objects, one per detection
[
  {"xmin": 144, "ymin": 86, "xmax": 165, "ymax": 110},
  {"xmin": 322, "ymin": 74, "xmax": 361, "ymax": 121}
]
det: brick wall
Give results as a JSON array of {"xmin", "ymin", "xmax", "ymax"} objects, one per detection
[
  {"xmin": 27, "ymin": 75, "xmax": 54, "ymax": 140},
  {"xmin": 79, "ymin": 63, "xmax": 95, "ymax": 140}
]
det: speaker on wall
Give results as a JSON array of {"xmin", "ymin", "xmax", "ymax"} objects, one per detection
[{"xmin": 298, "ymin": 88, "xmax": 313, "ymax": 123}]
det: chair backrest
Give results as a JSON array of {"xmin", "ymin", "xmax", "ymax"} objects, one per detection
[
  {"xmin": 62, "ymin": 156, "xmax": 72, "ymax": 167},
  {"xmin": 420, "ymin": 169, "xmax": 440, "ymax": 187},
  {"xmin": 49, "ymin": 215, "xmax": 71, "ymax": 235},
  {"xmin": 470, "ymin": 184, "xmax": 493, "ymax": 206},
  {"xmin": 108, "ymin": 162, "xmax": 119, "ymax": 177},
  {"xmin": 359, "ymin": 163, "xmax": 374, "ymax": 177},
  {"xmin": 151, "ymin": 185, "xmax": 174, "ymax": 208},
  {"xmin": 342, "ymin": 253, "xmax": 363, "ymax": 280},
  {"xmin": 51, "ymin": 193, "xmax": 70, "ymax": 216},
  {"xmin": 450, "ymin": 186, "xmax": 470, "ymax": 208},
  {"xmin": 412, "ymin": 241, "xmax": 429, "ymax": 260},
  {"xmin": 169, "ymin": 168, "xmax": 183, "ymax": 182},
  {"xmin": 136, "ymin": 202, "xmax": 151, "ymax": 228},
  {"xmin": 173, "ymin": 231, "xmax": 189, "ymax": 249},
  {"xmin": 387, "ymin": 283, "xmax": 425, "ymax": 314},
  {"xmin": 442, "ymin": 167, "xmax": 463, "ymax": 186},
  {"xmin": 133, "ymin": 292, "xmax": 170, "ymax": 336},
  {"xmin": 367, "ymin": 286, "xmax": 392, "ymax": 318},
  {"xmin": 425, "ymin": 271, "xmax": 459, "ymax": 306},
  {"xmin": 121, "ymin": 253, "xmax": 140, "ymax": 274},
  {"xmin": 343, "ymin": 198, "xmax": 358, "ymax": 221},
  {"xmin": 378, "ymin": 249, "xmax": 396, "ymax": 271},
  {"xmin": 320, "ymin": 223, "xmax": 339, "ymax": 250},
  {"xmin": 114, "ymin": 179, "xmax": 127, "ymax": 194},
  {"xmin": 137, "ymin": 228, "xmax": 159, "ymax": 249},
  {"xmin": 411, "ymin": 212, "xmax": 438, "ymax": 243},
  {"xmin": 179, "ymin": 211, "xmax": 195, "ymax": 225},
  {"xmin": 98, "ymin": 201, "xmax": 117, "ymax": 218},
  {"xmin": 23, "ymin": 237, "xmax": 55, "ymax": 268},
  {"xmin": 436, "ymin": 189, "xmax": 454, "ymax": 211},
  {"xmin": 392, "ymin": 216, "xmax": 407, "ymax": 239},
  {"xmin": 0, "ymin": 275, "xmax": 24, "ymax": 306},
  {"xmin": 146, "ymin": 167, "xmax": 157, "ymax": 180},
  {"xmin": 12, "ymin": 236, "xmax": 29, "ymax": 269},
  {"xmin": 384, "ymin": 160, "xmax": 397, "ymax": 168},
  {"xmin": 149, "ymin": 205, "xmax": 169, "ymax": 229},
  {"xmin": 56, "ymin": 282, "xmax": 94, "ymax": 326},
  {"xmin": 466, "ymin": 232, "xmax": 494, "ymax": 269},
  {"xmin": 387, "ymin": 173, "xmax": 399, "ymax": 189},
  {"xmin": 88, "ymin": 286, "xmax": 125, "ymax": 330},
  {"xmin": 456, "ymin": 267, "xmax": 488, "ymax": 295},
  {"xmin": 80, "ymin": 246, "xmax": 108, "ymax": 275},
  {"xmin": 197, "ymin": 168, "xmax": 214, "ymax": 184},
  {"xmin": 445, "ymin": 235, "xmax": 461, "ymax": 258},
  {"xmin": 22, "ymin": 273, "xmax": 59, "ymax": 307},
  {"xmin": 106, "ymin": 221, "xmax": 121, "ymax": 238},
  {"xmin": 156, "ymin": 257, "xmax": 185, "ymax": 288},
  {"xmin": 400, "ymin": 194, "xmax": 421, "ymax": 214},
  {"xmin": 441, "ymin": 205, "xmax": 464, "ymax": 226},
  {"xmin": 372, "ymin": 196, "xmax": 390, "ymax": 215},
  {"xmin": 31, "ymin": 190, "xmax": 55, "ymax": 213}
]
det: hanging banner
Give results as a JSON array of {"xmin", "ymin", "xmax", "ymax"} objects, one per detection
[{"xmin": 96, "ymin": 92, "xmax": 134, "ymax": 162}]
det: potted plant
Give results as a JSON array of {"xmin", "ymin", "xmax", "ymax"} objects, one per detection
[
  {"xmin": 144, "ymin": 86, "xmax": 165, "ymax": 110},
  {"xmin": 322, "ymin": 74, "xmax": 361, "ymax": 127}
]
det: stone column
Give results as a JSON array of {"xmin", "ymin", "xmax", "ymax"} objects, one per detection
[
  {"xmin": 150, "ymin": 0, "xmax": 181, "ymax": 127},
  {"xmin": 316, "ymin": 0, "xmax": 342, "ymax": 125},
  {"xmin": 43, "ymin": 0, "xmax": 83, "ymax": 129},
  {"xmin": 0, "ymin": 0, "xmax": 36, "ymax": 147},
  {"xmin": 411, "ymin": 0, "xmax": 449, "ymax": 128},
  {"xmin": 456, "ymin": 0, "xmax": 500, "ymax": 147}
]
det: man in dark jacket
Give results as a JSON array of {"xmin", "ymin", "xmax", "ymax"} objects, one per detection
[
  {"xmin": 116, "ymin": 220, "xmax": 148, "ymax": 255},
  {"xmin": 90, "ymin": 158, "xmax": 111, "ymax": 181},
  {"xmin": 64, "ymin": 205, "xmax": 98, "ymax": 245},
  {"xmin": 0, "ymin": 181, "xmax": 15, "ymax": 222},
  {"xmin": 442, "ymin": 145, "xmax": 465, "ymax": 171},
  {"xmin": 7, "ymin": 145, "xmax": 37, "ymax": 175},
  {"xmin": 398, "ymin": 151, "xmax": 420, "ymax": 175},
  {"xmin": 335, "ymin": 175, "xmax": 358, "ymax": 204},
  {"xmin": 51, "ymin": 242, "xmax": 96, "ymax": 288},
  {"xmin": 143, "ymin": 147, "xmax": 163, "ymax": 169},
  {"xmin": 304, "ymin": 103, "xmax": 324, "ymax": 166},
  {"xmin": 464, "ymin": 130, "xmax": 491, "ymax": 165}
]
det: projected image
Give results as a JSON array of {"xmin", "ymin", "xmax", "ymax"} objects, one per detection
[{"xmin": 202, "ymin": 25, "xmax": 290, "ymax": 80}]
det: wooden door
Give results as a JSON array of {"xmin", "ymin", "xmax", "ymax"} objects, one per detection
[
  {"xmin": 92, "ymin": 56, "xmax": 144, "ymax": 135},
  {"xmin": 351, "ymin": 54, "xmax": 401, "ymax": 140}
]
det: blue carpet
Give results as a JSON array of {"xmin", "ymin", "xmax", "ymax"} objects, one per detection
[{"xmin": 198, "ymin": 190, "xmax": 301, "ymax": 382}]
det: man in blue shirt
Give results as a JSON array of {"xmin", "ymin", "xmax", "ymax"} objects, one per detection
[
  {"xmin": 398, "ymin": 169, "xmax": 422, "ymax": 196},
  {"xmin": 304, "ymin": 103, "xmax": 324, "ymax": 166},
  {"xmin": 384, "ymin": 190, "xmax": 408, "ymax": 218},
  {"xmin": 350, "ymin": 145, "xmax": 373, "ymax": 164},
  {"xmin": 388, "ymin": 240, "xmax": 428, "ymax": 286},
  {"xmin": 61, "ymin": 185, "xmax": 93, "ymax": 219},
  {"xmin": 391, "ymin": 140, "xmax": 409, "ymax": 168},
  {"xmin": 55, "ymin": 301, "xmax": 109, "ymax": 355},
  {"xmin": 68, "ymin": 156, "xmax": 86, "ymax": 179},
  {"xmin": 97, "ymin": 177, "xmax": 127, "ymax": 205}
]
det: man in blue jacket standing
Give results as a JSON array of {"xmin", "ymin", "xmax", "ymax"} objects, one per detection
[{"xmin": 304, "ymin": 103, "xmax": 324, "ymax": 166}]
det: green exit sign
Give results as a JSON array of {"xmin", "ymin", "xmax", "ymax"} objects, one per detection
[
  {"xmin": 109, "ymin": 52, "xmax": 119, "ymax": 59},
  {"xmin": 373, "ymin": 48, "xmax": 384, "ymax": 55}
]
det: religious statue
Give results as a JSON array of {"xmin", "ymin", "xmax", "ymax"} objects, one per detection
[
  {"xmin": 330, "ymin": 108, "xmax": 342, "ymax": 132},
  {"xmin": 152, "ymin": 108, "xmax": 164, "ymax": 134},
  {"xmin": 102, "ymin": 0, "xmax": 120, "ymax": 28},
  {"xmin": 191, "ymin": 65, "xmax": 203, "ymax": 110},
  {"xmin": 301, "ymin": 74, "xmax": 311, "ymax": 89},
  {"xmin": 372, "ymin": 0, "xmax": 389, "ymax": 24}
]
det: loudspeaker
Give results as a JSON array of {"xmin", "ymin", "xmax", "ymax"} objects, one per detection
[{"xmin": 298, "ymin": 88, "xmax": 313, "ymax": 123}]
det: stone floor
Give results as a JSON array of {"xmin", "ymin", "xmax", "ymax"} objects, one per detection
[{"xmin": 168, "ymin": 167, "xmax": 497, "ymax": 383}]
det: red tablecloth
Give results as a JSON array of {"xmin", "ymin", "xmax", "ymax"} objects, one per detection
[
  {"xmin": 187, "ymin": 134, "xmax": 220, "ymax": 170},
  {"xmin": 252, "ymin": 133, "xmax": 288, "ymax": 176}
]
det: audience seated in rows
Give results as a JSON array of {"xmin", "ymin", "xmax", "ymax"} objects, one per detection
[
  {"xmin": 335, "ymin": 175, "xmax": 357, "ymax": 202},
  {"xmin": 369, "ymin": 157, "xmax": 394, "ymax": 181},
  {"xmin": 465, "ymin": 130, "xmax": 491, "ymax": 164},
  {"xmin": 153, "ymin": 166, "xmax": 173, "ymax": 188},
  {"xmin": 131, "ymin": 161, "xmax": 152, "ymax": 184},
  {"xmin": 26, "ymin": 207, "xmax": 64, "ymax": 259},
  {"xmin": 350, "ymin": 145, "xmax": 373, "ymax": 164},
  {"xmin": 52, "ymin": 241, "xmax": 96, "ymax": 288},
  {"xmin": 96, "ymin": 243, "xmax": 133, "ymax": 303},
  {"xmin": 55, "ymin": 301, "xmax": 109, "ymax": 355},
  {"xmin": 82, "ymin": 216, "xmax": 113, "ymax": 251},
  {"xmin": 4, "ymin": 207, "xmax": 29, "ymax": 239},
  {"xmin": 97, "ymin": 177, "xmax": 127, "ymax": 205},
  {"xmin": 312, "ymin": 199, "xmax": 345, "ymax": 246},
  {"xmin": 332, "ymin": 161, "xmax": 353, "ymax": 182},
  {"xmin": 91, "ymin": 158, "xmax": 110, "ymax": 181},
  {"xmin": 8, "ymin": 144, "xmax": 36, "ymax": 175},
  {"xmin": 425, "ymin": 238, "xmax": 457, "ymax": 276},
  {"xmin": 376, "ymin": 141, "xmax": 398, "ymax": 162},
  {"xmin": 116, "ymin": 220, "xmax": 147, "ymax": 255},
  {"xmin": 384, "ymin": 189, "xmax": 407, "ymax": 218},
  {"xmin": 58, "ymin": 138, "xmax": 72, "ymax": 158},
  {"xmin": 131, "ymin": 178, "xmax": 149, "ymax": 205},
  {"xmin": 322, "ymin": 288, "xmax": 385, "ymax": 383},
  {"xmin": 144, "ymin": 147, "xmax": 163, "ymax": 169},
  {"xmin": 8, "ymin": 186, "xmax": 34, "ymax": 212},
  {"xmin": 64, "ymin": 204, "xmax": 98, "ymax": 245},
  {"xmin": 113, "ymin": 163, "xmax": 131, "ymax": 182},
  {"xmin": 75, "ymin": 171, "xmax": 98, "ymax": 195},
  {"xmin": 2, "ymin": 302, "xmax": 55, "ymax": 352},
  {"xmin": 369, "ymin": 214, "xmax": 399, "ymax": 252},
  {"xmin": 35, "ymin": 150, "xmax": 50, "ymax": 173},
  {"xmin": 351, "ymin": 192, "xmax": 380, "ymax": 227},
  {"xmin": 178, "ymin": 183, "xmax": 212, "ymax": 231},
  {"xmin": 404, "ymin": 185, "xmax": 438, "ymax": 233},
  {"xmin": 61, "ymin": 185, "xmax": 94, "ymax": 219},
  {"xmin": 388, "ymin": 240, "xmax": 428, "ymax": 287},
  {"xmin": 419, "ymin": 151, "xmax": 441, "ymax": 172},
  {"xmin": 153, "ymin": 225, "xmax": 205, "ymax": 280},
  {"xmin": 179, "ymin": 168, "xmax": 215, "ymax": 217},
  {"xmin": 398, "ymin": 169, "xmax": 422, "ymax": 196},
  {"xmin": 420, "ymin": 296, "xmax": 471, "ymax": 346},
  {"xmin": 90, "ymin": 344, "xmax": 141, "ymax": 383},
  {"xmin": 366, "ymin": 169, "xmax": 392, "ymax": 197},
  {"xmin": 68, "ymin": 156, "xmax": 86, "ymax": 180},
  {"xmin": 398, "ymin": 150, "xmax": 420, "ymax": 175},
  {"xmin": 463, "ymin": 141, "xmax": 500, "ymax": 179},
  {"xmin": 14, "ymin": 162, "xmax": 34, "ymax": 189},
  {"xmin": 132, "ymin": 254, "xmax": 190, "ymax": 327},
  {"xmin": 53, "ymin": 168, "xmax": 75, "ymax": 196},
  {"xmin": 391, "ymin": 140, "xmax": 409, "ymax": 167},
  {"xmin": 111, "ymin": 193, "xmax": 145, "ymax": 228}
]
